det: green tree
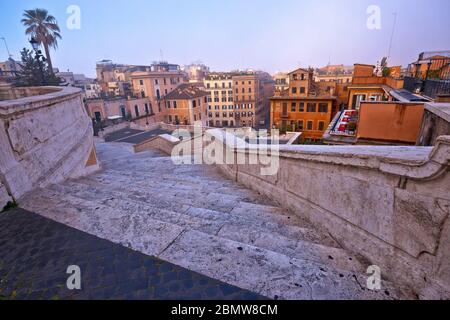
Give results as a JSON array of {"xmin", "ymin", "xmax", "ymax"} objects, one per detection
[
  {"xmin": 21, "ymin": 8, "xmax": 61, "ymax": 73},
  {"xmin": 14, "ymin": 48, "xmax": 60, "ymax": 87}
]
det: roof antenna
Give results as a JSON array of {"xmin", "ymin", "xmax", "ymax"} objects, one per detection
[
  {"xmin": 0, "ymin": 37, "xmax": 12, "ymax": 58},
  {"xmin": 387, "ymin": 12, "xmax": 397, "ymax": 64}
]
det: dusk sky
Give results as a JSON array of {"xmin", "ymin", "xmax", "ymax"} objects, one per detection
[{"xmin": 1, "ymin": 0, "xmax": 449, "ymax": 77}]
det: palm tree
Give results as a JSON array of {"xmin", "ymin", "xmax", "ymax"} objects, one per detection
[{"xmin": 21, "ymin": 8, "xmax": 61, "ymax": 73}]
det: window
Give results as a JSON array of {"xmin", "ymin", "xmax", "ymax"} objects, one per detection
[
  {"xmin": 222, "ymin": 83, "xmax": 225, "ymax": 88},
  {"xmin": 292, "ymin": 87, "xmax": 297, "ymax": 94},
  {"xmin": 307, "ymin": 103, "xmax": 316, "ymax": 112},
  {"xmin": 192, "ymin": 100, "xmax": 197, "ymax": 108},
  {"xmin": 164, "ymin": 89, "xmax": 168, "ymax": 95},
  {"xmin": 299, "ymin": 102, "xmax": 305, "ymax": 112},
  {"xmin": 318, "ymin": 121, "xmax": 325, "ymax": 131},
  {"xmin": 168, "ymin": 115, "xmax": 172, "ymax": 122},
  {"xmin": 300, "ymin": 87, "xmax": 305, "ymax": 94},
  {"xmin": 207, "ymin": 83, "xmax": 210, "ymax": 89},
  {"xmin": 318, "ymin": 103, "xmax": 328, "ymax": 113},
  {"xmin": 167, "ymin": 101, "xmax": 171, "ymax": 108},
  {"xmin": 222, "ymin": 97, "xmax": 227, "ymax": 102},
  {"xmin": 352, "ymin": 94, "xmax": 366, "ymax": 109},
  {"xmin": 282, "ymin": 102, "xmax": 288, "ymax": 115},
  {"xmin": 242, "ymin": 88, "xmax": 245, "ymax": 93},
  {"xmin": 307, "ymin": 120, "xmax": 313, "ymax": 130},
  {"xmin": 155, "ymin": 79, "xmax": 159, "ymax": 85},
  {"xmin": 163, "ymin": 78, "xmax": 167, "ymax": 85},
  {"xmin": 298, "ymin": 120, "xmax": 304, "ymax": 130},
  {"xmin": 173, "ymin": 101, "xmax": 177, "ymax": 108},
  {"xmin": 204, "ymin": 97, "xmax": 208, "ymax": 103},
  {"xmin": 223, "ymin": 112, "xmax": 227, "ymax": 117},
  {"xmin": 369, "ymin": 94, "xmax": 382, "ymax": 101},
  {"xmin": 222, "ymin": 105, "xmax": 227, "ymax": 110},
  {"xmin": 141, "ymin": 91, "xmax": 145, "ymax": 98},
  {"xmin": 291, "ymin": 102, "xmax": 296, "ymax": 112},
  {"xmin": 134, "ymin": 105, "xmax": 140, "ymax": 117},
  {"xmin": 145, "ymin": 103, "xmax": 149, "ymax": 114},
  {"xmin": 139, "ymin": 80, "xmax": 144, "ymax": 85},
  {"xmin": 248, "ymin": 88, "xmax": 252, "ymax": 93}
]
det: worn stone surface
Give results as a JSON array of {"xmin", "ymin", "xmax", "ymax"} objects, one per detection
[
  {"xmin": 206, "ymin": 129, "xmax": 450, "ymax": 299},
  {"xmin": 0, "ymin": 183, "xmax": 12, "ymax": 210},
  {"xmin": 19, "ymin": 142, "xmax": 415, "ymax": 299},
  {"xmin": 0, "ymin": 209, "xmax": 263, "ymax": 300},
  {"xmin": 0, "ymin": 87, "xmax": 99, "ymax": 201}
]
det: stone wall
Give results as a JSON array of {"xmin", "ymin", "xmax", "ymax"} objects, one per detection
[
  {"xmin": 133, "ymin": 134, "xmax": 180, "ymax": 155},
  {"xmin": 417, "ymin": 103, "xmax": 450, "ymax": 146},
  {"xmin": 0, "ymin": 86, "xmax": 99, "ymax": 209},
  {"xmin": 204, "ymin": 129, "xmax": 450, "ymax": 299}
]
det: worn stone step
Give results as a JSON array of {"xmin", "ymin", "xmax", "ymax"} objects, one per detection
[
  {"xmin": 159, "ymin": 229, "xmax": 413, "ymax": 300},
  {"xmin": 58, "ymin": 177, "xmax": 318, "ymax": 234},
  {"xmin": 22, "ymin": 189, "xmax": 410, "ymax": 299},
  {"xmin": 45, "ymin": 181, "xmax": 326, "ymax": 244},
  {"xmin": 20, "ymin": 190, "xmax": 398, "ymax": 299},
  {"xmin": 38, "ymin": 184, "xmax": 361, "ymax": 273}
]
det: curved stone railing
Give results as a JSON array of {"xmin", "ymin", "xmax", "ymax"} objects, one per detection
[
  {"xmin": 0, "ymin": 86, "xmax": 99, "ymax": 209},
  {"xmin": 202, "ymin": 129, "xmax": 450, "ymax": 299}
]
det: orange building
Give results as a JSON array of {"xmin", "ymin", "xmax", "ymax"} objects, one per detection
[
  {"xmin": 356, "ymin": 102, "xmax": 425, "ymax": 144},
  {"xmin": 129, "ymin": 63, "xmax": 186, "ymax": 122},
  {"xmin": 232, "ymin": 73, "xmax": 261, "ymax": 127},
  {"xmin": 270, "ymin": 68, "xmax": 335, "ymax": 142},
  {"xmin": 347, "ymin": 64, "xmax": 404, "ymax": 109},
  {"xmin": 163, "ymin": 83, "xmax": 210, "ymax": 126}
]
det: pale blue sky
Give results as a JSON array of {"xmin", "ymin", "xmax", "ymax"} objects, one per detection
[{"xmin": 1, "ymin": 0, "xmax": 449, "ymax": 77}]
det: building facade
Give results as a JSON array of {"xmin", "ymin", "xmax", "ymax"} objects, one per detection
[
  {"xmin": 204, "ymin": 73, "xmax": 236, "ymax": 127},
  {"xmin": 163, "ymin": 83, "xmax": 210, "ymax": 126},
  {"xmin": 270, "ymin": 68, "xmax": 335, "ymax": 142}
]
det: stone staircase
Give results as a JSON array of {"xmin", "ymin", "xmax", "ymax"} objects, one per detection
[{"xmin": 19, "ymin": 142, "xmax": 414, "ymax": 299}]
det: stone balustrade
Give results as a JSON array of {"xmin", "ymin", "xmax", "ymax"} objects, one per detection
[
  {"xmin": 0, "ymin": 86, "xmax": 99, "ymax": 210},
  {"xmin": 201, "ymin": 129, "xmax": 450, "ymax": 299}
]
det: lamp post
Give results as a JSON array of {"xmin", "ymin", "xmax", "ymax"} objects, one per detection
[{"xmin": 29, "ymin": 37, "xmax": 46, "ymax": 85}]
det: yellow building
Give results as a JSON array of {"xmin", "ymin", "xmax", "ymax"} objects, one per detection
[{"xmin": 204, "ymin": 73, "xmax": 235, "ymax": 127}]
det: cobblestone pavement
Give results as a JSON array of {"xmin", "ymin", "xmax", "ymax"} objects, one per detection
[
  {"xmin": 103, "ymin": 128, "xmax": 143, "ymax": 142},
  {"xmin": 118, "ymin": 129, "xmax": 172, "ymax": 144},
  {"xmin": 0, "ymin": 208, "xmax": 265, "ymax": 300}
]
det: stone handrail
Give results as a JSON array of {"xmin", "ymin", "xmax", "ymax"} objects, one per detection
[
  {"xmin": 0, "ymin": 86, "xmax": 99, "ymax": 209},
  {"xmin": 133, "ymin": 134, "xmax": 180, "ymax": 155},
  {"xmin": 202, "ymin": 129, "xmax": 450, "ymax": 299}
]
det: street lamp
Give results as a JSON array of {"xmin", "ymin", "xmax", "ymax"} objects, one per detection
[
  {"xmin": 29, "ymin": 37, "xmax": 46, "ymax": 85},
  {"xmin": 29, "ymin": 37, "xmax": 39, "ymax": 51}
]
